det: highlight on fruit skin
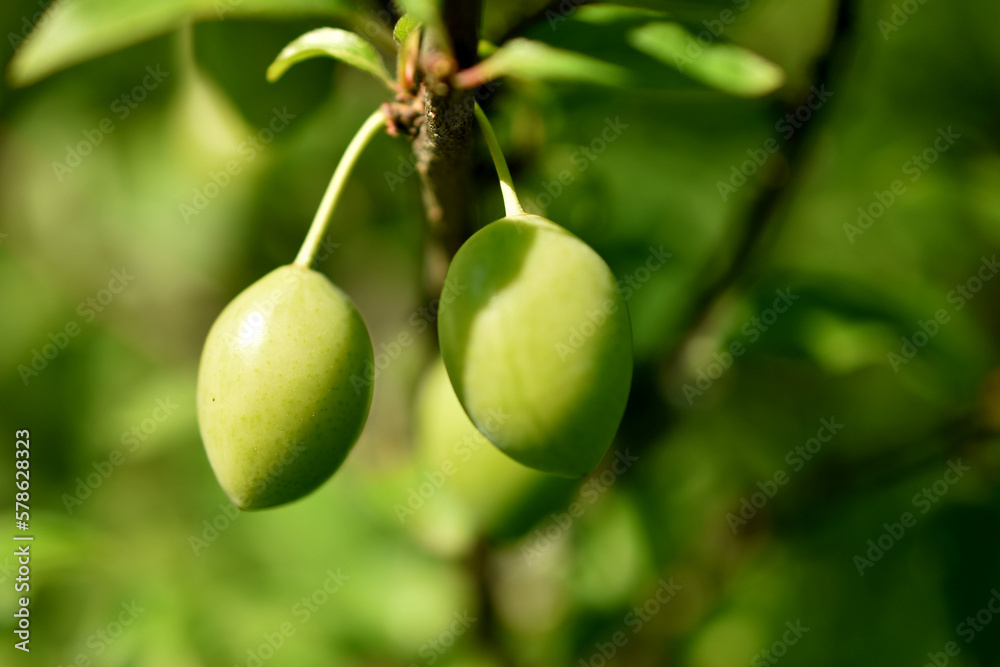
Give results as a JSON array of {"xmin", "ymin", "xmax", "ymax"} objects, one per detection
[
  {"xmin": 437, "ymin": 214, "xmax": 633, "ymax": 477},
  {"xmin": 196, "ymin": 264, "xmax": 373, "ymax": 509}
]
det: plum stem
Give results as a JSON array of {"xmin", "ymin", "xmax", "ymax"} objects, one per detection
[
  {"xmin": 294, "ymin": 108, "xmax": 387, "ymax": 268},
  {"xmin": 474, "ymin": 102, "xmax": 524, "ymax": 217}
]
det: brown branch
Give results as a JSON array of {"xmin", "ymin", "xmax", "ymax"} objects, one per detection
[
  {"xmin": 405, "ymin": 3, "xmax": 516, "ymax": 662},
  {"xmin": 413, "ymin": 0, "xmax": 482, "ymax": 293},
  {"xmin": 465, "ymin": 537, "xmax": 517, "ymax": 667}
]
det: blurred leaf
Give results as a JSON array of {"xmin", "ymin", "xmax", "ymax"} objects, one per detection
[
  {"xmin": 477, "ymin": 38, "xmax": 497, "ymax": 59},
  {"xmin": 394, "ymin": 0, "xmax": 440, "ymax": 29},
  {"xmin": 457, "ymin": 38, "xmax": 631, "ymax": 87},
  {"xmin": 8, "ymin": 0, "xmax": 353, "ymax": 86},
  {"xmin": 395, "ymin": 0, "xmax": 447, "ymax": 60},
  {"xmin": 462, "ymin": 4, "xmax": 784, "ymax": 96},
  {"xmin": 266, "ymin": 27, "xmax": 394, "ymax": 88},
  {"xmin": 629, "ymin": 22, "xmax": 785, "ymax": 98},
  {"xmin": 392, "ymin": 14, "xmax": 421, "ymax": 44}
]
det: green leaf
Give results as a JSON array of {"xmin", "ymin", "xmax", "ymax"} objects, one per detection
[
  {"xmin": 467, "ymin": 3, "xmax": 784, "ymax": 97},
  {"xmin": 266, "ymin": 27, "xmax": 394, "ymax": 88},
  {"xmin": 394, "ymin": 0, "xmax": 444, "ymax": 52},
  {"xmin": 628, "ymin": 22, "xmax": 785, "ymax": 98},
  {"xmin": 393, "ymin": 15, "xmax": 421, "ymax": 44},
  {"xmin": 393, "ymin": 0, "xmax": 440, "ymax": 30},
  {"xmin": 457, "ymin": 39, "xmax": 630, "ymax": 88},
  {"xmin": 8, "ymin": 0, "xmax": 352, "ymax": 87}
]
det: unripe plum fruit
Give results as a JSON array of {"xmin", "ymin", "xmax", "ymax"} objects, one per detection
[
  {"xmin": 415, "ymin": 358, "xmax": 549, "ymax": 534},
  {"xmin": 438, "ymin": 214, "xmax": 632, "ymax": 477},
  {"xmin": 197, "ymin": 265, "xmax": 373, "ymax": 509}
]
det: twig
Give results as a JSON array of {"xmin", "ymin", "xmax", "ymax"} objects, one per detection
[
  {"xmin": 494, "ymin": 0, "xmax": 586, "ymax": 44},
  {"xmin": 661, "ymin": 0, "xmax": 858, "ymax": 376},
  {"xmin": 768, "ymin": 412, "xmax": 993, "ymax": 535},
  {"xmin": 466, "ymin": 538, "xmax": 517, "ymax": 667}
]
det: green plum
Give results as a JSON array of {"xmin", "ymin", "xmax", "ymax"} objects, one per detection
[
  {"xmin": 414, "ymin": 358, "xmax": 549, "ymax": 534},
  {"xmin": 197, "ymin": 264, "xmax": 373, "ymax": 509},
  {"xmin": 437, "ymin": 214, "xmax": 632, "ymax": 477}
]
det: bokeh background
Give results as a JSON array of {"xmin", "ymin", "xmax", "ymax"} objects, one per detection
[{"xmin": 3, "ymin": 0, "xmax": 1000, "ymax": 665}]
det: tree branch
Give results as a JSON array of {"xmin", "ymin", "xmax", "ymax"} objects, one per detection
[
  {"xmin": 618, "ymin": 0, "xmax": 860, "ymax": 457},
  {"xmin": 661, "ymin": 0, "xmax": 858, "ymax": 377},
  {"xmin": 494, "ymin": 0, "xmax": 581, "ymax": 44},
  {"xmin": 413, "ymin": 0, "xmax": 482, "ymax": 292}
]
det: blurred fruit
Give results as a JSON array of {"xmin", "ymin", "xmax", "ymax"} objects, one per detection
[{"xmin": 414, "ymin": 358, "xmax": 548, "ymax": 531}]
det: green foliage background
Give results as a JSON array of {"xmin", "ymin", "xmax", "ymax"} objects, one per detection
[{"xmin": 2, "ymin": 0, "xmax": 1000, "ymax": 665}]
